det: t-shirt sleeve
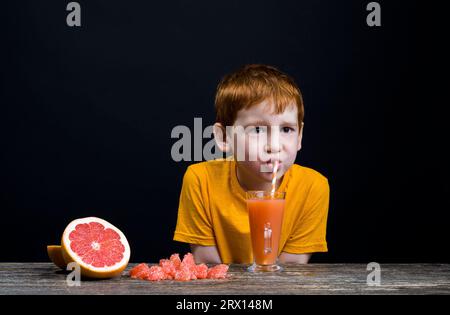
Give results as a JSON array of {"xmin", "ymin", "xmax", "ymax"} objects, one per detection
[
  {"xmin": 173, "ymin": 165, "xmax": 216, "ymax": 246},
  {"xmin": 283, "ymin": 176, "xmax": 330, "ymax": 254}
]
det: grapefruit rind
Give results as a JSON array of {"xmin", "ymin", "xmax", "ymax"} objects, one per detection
[{"xmin": 47, "ymin": 245, "xmax": 66, "ymax": 269}]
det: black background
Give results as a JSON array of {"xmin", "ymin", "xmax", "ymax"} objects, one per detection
[{"xmin": 1, "ymin": 1, "xmax": 448, "ymax": 263}]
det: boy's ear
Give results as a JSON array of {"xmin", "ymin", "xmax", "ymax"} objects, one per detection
[
  {"xmin": 297, "ymin": 122, "xmax": 304, "ymax": 151},
  {"xmin": 213, "ymin": 123, "xmax": 232, "ymax": 153}
]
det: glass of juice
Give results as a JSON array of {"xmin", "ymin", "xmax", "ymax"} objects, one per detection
[{"xmin": 246, "ymin": 191, "xmax": 285, "ymax": 272}]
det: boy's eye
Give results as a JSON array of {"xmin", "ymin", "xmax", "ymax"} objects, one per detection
[
  {"xmin": 282, "ymin": 127, "xmax": 294, "ymax": 133},
  {"xmin": 251, "ymin": 126, "xmax": 266, "ymax": 134}
]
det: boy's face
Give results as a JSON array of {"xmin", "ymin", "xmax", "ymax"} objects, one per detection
[{"xmin": 230, "ymin": 100, "xmax": 303, "ymax": 184}]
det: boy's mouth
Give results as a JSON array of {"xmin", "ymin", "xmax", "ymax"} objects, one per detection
[{"xmin": 260, "ymin": 160, "xmax": 282, "ymax": 173}]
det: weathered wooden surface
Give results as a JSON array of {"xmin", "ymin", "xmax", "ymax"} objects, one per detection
[{"xmin": 0, "ymin": 263, "xmax": 449, "ymax": 295}]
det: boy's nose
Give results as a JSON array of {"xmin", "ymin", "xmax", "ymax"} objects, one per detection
[
  {"xmin": 265, "ymin": 143, "xmax": 281, "ymax": 153},
  {"xmin": 264, "ymin": 135, "xmax": 282, "ymax": 153}
]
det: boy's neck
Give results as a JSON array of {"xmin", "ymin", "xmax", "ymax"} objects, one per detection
[{"xmin": 235, "ymin": 163, "xmax": 282, "ymax": 192}]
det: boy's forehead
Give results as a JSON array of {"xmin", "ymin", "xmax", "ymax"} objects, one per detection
[{"xmin": 235, "ymin": 100, "xmax": 298, "ymax": 125}]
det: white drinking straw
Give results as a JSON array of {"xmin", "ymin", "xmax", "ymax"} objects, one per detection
[{"xmin": 270, "ymin": 160, "xmax": 279, "ymax": 197}]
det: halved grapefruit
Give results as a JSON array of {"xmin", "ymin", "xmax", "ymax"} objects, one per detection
[
  {"xmin": 61, "ymin": 217, "xmax": 130, "ymax": 278},
  {"xmin": 47, "ymin": 245, "xmax": 66, "ymax": 269}
]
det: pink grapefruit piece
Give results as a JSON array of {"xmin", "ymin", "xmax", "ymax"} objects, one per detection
[
  {"xmin": 130, "ymin": 263, "xmax": 151, "ymax": 279},
  {"xmin": 207, "ymin": 264, "xmax": 229, "ymax": 279},
  {"xmin": 61, "ymin": 217, "xmax": 131, "ymax": 279}
]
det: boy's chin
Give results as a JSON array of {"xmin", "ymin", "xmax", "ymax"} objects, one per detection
[
  {"xmin": 257, "ymin": 167, "xmax": 284, "ymax": 181},
  {"xmin": 237, "ymin": 161, "xmax": 286, "ymax": 182}
]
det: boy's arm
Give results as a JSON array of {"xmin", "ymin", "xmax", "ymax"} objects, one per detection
[
  {"xmin": 279, "ymin": 252, "xmax": 311, "ymax": 264},
  {"xmin": 190, "ymin": 245, "xmax": 222, "ymax": 264},
  {"xmin": 191, "ymin": 246, "xmax": 311, "ymax": 264}
]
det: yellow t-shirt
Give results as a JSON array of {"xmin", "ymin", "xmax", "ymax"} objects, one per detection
[{"xmin": 173, "ymin": 158, "xmax": 329, "ymax": 264}]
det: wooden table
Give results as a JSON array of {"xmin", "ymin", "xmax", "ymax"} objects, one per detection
[{"xmin": 1, "ymin": 263, "xmax": 449, "ymax": 295}]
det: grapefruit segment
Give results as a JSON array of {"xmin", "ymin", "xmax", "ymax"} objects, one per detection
[
  {"xmin": 159, "ymin": 259, "xmax": 177, "ymax": 278},
  {"xmin": 194, "ymin": 263, "xmax": 208, "ymax": 279},
  {"xmin": 129, "ymin": 263, "xmax": 150, "ymax": 279},
  {"xmin": 170, "ymin": 253, "xmax": 181, "ymax": 269},
  {"xmin": 146, "ymin": 266, "xmax": 167, "ymax": 281},
  {"xmin": 61, "ymin": 217, "xmax": 130, "ymax": 278},
  {"xmin": 207, "ymin": 264, "xmax": 229, "ymax": 279}
]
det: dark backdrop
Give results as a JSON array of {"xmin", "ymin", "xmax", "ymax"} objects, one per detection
[{"xmin": 1, "ymin": 1, "xmax": 448, "ymax": 263}]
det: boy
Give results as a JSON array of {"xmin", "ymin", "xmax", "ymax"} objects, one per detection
[{"xmin": 174, "ymin": 64, "xmax": 329, "ymax": 264}]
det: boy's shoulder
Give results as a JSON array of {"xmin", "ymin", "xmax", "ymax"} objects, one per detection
[
  {"xmin": 289, "ymin": 164, "xmax": 328, "ymax": 187},
  {"xmin": 184, "ymin": 158, "xmax": 233, "ymax": 179}
]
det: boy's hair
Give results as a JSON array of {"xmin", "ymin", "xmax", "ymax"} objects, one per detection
[{"xmin": 215, "ymin": 64, "xmax": 304, "ymax": 128}]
